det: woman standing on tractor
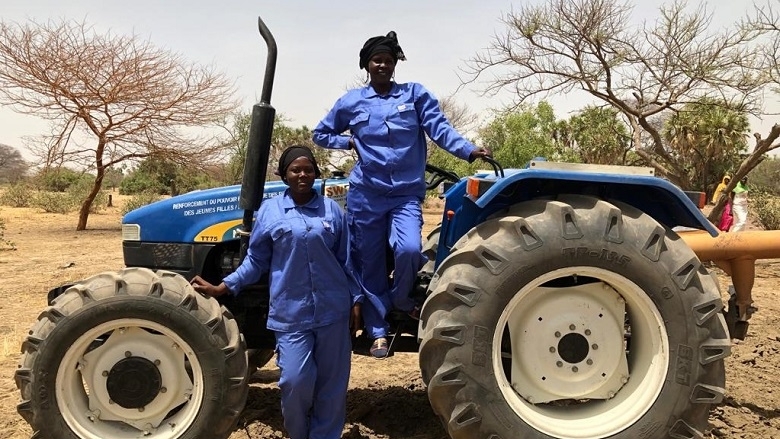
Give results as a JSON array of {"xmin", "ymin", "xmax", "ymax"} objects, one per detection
[{"xmin": 312, "ymin": 31, "xmax": 491, "ymax": 358}]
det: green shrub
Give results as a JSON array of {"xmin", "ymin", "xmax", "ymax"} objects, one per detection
[
  {"xmin": 0, "ymin": 217, "xmax": 15, "ymax": 250},
  {"xmin": 120, "ymin": 172, "xmax": 164, "ymax": 195},
  {"xmin": 0, "ymin": 183, "xmax": 33, "ymax": 207},
  {"xmin": 122, "ymin": 191, "xmax": 161, "ymax": 215},
  {"xmin": 32, "ymin": 191, "xmax": 77, "ymax": 214},
  {"xmin": 750, "ymin": 157, "xmax": 780, "ymax": 196},
  {"xmin": 67, "ymin": 180, "xmax": 108, "ymax": 214},
  {"xmin": 34, "ymin": 168, "xmax": 89, "ymax": 192},
  {"xmin": 750, "ymin": 190, "xmax": 780, "ymax": 230}
]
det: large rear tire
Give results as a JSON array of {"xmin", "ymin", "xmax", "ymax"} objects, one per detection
[
  {"xmin": 15, "ymin": 267, "xmax": 248, "ymax": 439},
  {"xmin": 419, "ymin": 195, "xmax": 730, "ymax": 439},
  {"xmin": 421, "ymin": 225, "xmax": 441, "ymax": 274}
]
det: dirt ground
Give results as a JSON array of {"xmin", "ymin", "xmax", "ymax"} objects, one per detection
[{"xmin": 1, "ymin": 195, "xmax": 779, "ymax": 439}]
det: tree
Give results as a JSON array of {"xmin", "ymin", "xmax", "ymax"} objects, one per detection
[
  {"xmin": 220, "ymin": 112, "xmax": 331, "ymax": 185},
  {"xmin": 103, "ymin": 166, "xmax": 124, "ymax": 192},
  {"xmin": 661, "ymin": 99, "xmax": 749, "ymax": 197},
  {"xmin": 120, "ymin": 155, "xmax": 214, "ymax": 196},
  {"xmin": 429, "ymin": 101, "xmax": 562, "ymax": 179},
  {"xmin": 564, "ymin": 106, "xmax": 634, "ymax": 165},
  {"xmin": 0, "ymin": 19, "xmax": 237, "ymax": 230},
  {"xmin": 749, "ymin": 156, "xmax": 780, "ymax": 195},
  {"xmin": 0, "ymin": 144, "xmax": 27, "ymax": 183},
  {"xmin": 705, "ymin": 2, "xmax": 780, "ymax": 222},
  {"xmin": 464, "ymin": 0, "xmax": 768, "ymax": 191},
  {"xmin": 479, "ymin": 101, "xmax": 561, "ymax": 168}
]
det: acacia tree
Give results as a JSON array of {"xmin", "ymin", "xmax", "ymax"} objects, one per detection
[
  {"xmin": 0, "ymin": 19, "xmax": 237, "ymax": 230},
  {"xmin": 0, "ymin": 144, "xmax": 28, "ymax": 183},
  {"xmin": 465, "ymin": 0, "xmax": 769, "ymax": 191}
]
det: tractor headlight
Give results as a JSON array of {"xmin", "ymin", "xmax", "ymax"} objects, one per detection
[{"xmin": 122, "ymin": 224, "xmax": 141, "ymax": 241}]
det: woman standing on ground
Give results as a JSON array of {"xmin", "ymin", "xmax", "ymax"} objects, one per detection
[
  {"xmin": 191, "ymin": 145, "xmax": 362, "ymax": 439},
  {"xmin": 312, "ymin": 31, "xmax": 491, "ymax": 358},
  {"xmin": 731, "ymin": 176, "xmax": 749, "ymax": 232}
]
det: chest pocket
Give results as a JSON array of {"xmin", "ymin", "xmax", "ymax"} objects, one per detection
[
  {"xmin": 270, "ymin": 223, "xmax": 292, "ymax": 242},
  {"xmin": 385, "ymin": 103, "xmax": 418, "ymax": 136},
  {"xmin": 349, "ymin": 112, "xmax": 369, "ymax": 137}
]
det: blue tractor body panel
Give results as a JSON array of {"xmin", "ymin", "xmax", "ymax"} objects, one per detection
[{"xmin": 123, "ymin": 178, "xmax": 349, "ymax": 244}]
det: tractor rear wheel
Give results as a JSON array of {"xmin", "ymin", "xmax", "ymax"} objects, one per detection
[
  {"xmin": 419, "ymin": 195, "xmax": 730, "ymax": 439},
  {"xmin": 421, "ymin": 225, "xmax": 441, "ymax": 274},
  {"xmin": 15, "ymin": 267, "xmax": 248, "ymax": 439}
]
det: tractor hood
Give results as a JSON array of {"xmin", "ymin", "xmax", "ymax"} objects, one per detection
[{"xmin": 122, "ymin": 177, "xmax": 349, "ymax": 244}]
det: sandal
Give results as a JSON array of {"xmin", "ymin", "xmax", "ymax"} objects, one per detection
[
  {"xmin": 408, "ymin": 305, "xmax": 421, "ymax": 321},
  {"xmin": 369, "ymin": 337, "xmax": 389, "ymax": 359}
]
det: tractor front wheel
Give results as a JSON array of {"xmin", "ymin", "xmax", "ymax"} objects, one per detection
[{"xmin": 15, "ymin": 267, "xmax": 248, "ymax": 439}]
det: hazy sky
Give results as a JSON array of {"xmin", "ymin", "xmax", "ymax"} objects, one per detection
[{"xmin": 0, "ymin": 0, "xmax": 770, "ymax": 160}]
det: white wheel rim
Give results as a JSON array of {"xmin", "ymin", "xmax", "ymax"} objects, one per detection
[
  {"xmin": 56, "ymin": 318, "xmax": 204, "ymax": 439},
  {"xmin": 494, "ymin": 266, "xmax": 669, "ymax": 438}
]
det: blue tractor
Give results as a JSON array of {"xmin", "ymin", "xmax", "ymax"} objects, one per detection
[{"xmin": 15, "ymin": 17, "xmax": 729, "ymax": 439}]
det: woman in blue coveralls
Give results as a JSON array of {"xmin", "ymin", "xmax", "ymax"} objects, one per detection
[
  {"xmin": 312, "ymin": 31, "xmax": 491, "ymax": 359},
  {"xmin": 191, "ymin": 145, "xmax": 362, "ymax": 439}
]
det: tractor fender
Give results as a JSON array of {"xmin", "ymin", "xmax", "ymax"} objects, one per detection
[{"xmin": 470, "ymin": 167, "xmax": 718, "ymax": 236}]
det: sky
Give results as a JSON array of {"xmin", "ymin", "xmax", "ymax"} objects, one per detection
[{"xmin": 0, "ymin": 0, "xmax": 772, "ymax": 161}]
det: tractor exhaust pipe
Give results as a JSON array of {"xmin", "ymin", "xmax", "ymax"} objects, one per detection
[{"xmin": 238, "ymin": 17, "xmax": 277, "ymax": 261}]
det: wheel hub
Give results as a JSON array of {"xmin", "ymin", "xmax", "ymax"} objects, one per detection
[
  {"xmin": 558, "ymin": 332, "xmax": 589, "ymax": 364},
  {"xmin": 80, "ymin": 326, "xmax": 195, "ymax": 430},
  {"xmin": 106, "ymin": 357, "xmax": 162, "ymax": 409},
  {"xmin": 507, "ymin": 281, "xmax": 630, "ymax": 404}
]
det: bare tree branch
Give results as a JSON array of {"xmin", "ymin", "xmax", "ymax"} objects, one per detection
[{"xmin": 462, "ymin": 0, "xmax": 768, "ymax": 189}]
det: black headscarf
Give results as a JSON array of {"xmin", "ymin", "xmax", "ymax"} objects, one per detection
[
  {"xmin": 277, "ymin": 145, "xmax": 321, "ymax": 184},
  {"xmin": 359, "ymin": 31, "xmax": 406, "ymax": 70}
]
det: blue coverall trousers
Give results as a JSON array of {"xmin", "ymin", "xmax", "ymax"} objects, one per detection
[
  {"xmin": 274, "ymin": 319, "xmax": 351, "ymax": 439},
  {"xmin": 347, "ymin": 187, "xmax": 427, "ymax": 339}
]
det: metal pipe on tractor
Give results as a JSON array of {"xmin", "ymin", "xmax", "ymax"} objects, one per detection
[
  {"xmin": 680, "ymin": 229, "xmax": 780, "ymax": 339},
  {"xmin": 238, "ymin": 17, "xmax": 277, "ymax": 261}
]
